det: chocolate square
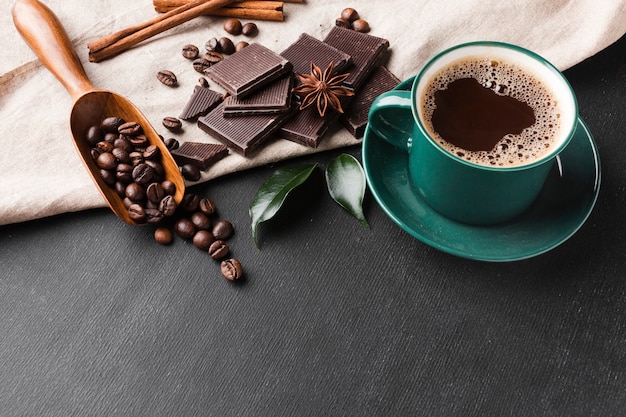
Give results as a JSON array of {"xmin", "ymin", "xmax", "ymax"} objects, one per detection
[
  {"xmin": 222, "ymin": 74, "xmax": 293, "ymax": 117},
  {"xmin": 170, "ymin": 141, "xmax": 229, "ymax": 170},
  {"xmin": 198, "ymin": 101, "xmax": 297, "ymax": 156},
  {"xmin": 340, "ymin": 66, "xmax": 400, "ymax": 138},
  {"xmin": 280, "ymin": 33, "xmax": 352, "ymax": 77},
  {"xmin": 179, "ymin": 86, "xmax": 224, "ymax": 120},
  {"xmin": 205, "ymin": 43, "xmax": 292, "ymax": 98},
  {"xmin": 323, "ymin": 26, "xmax": 390, "ymax": 91}
]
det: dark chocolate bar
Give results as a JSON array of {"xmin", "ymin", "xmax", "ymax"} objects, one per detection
[
  {"xmin": 222, "ymin": 75, "xmax": 293, "ymax": 117},
  {"xmin": 323, "ymin": 26, "xmax": 389, "ymax": 91},
  {"xmin": 179, "ymin": 86, "xmax": 224, "ymax": 120},
  {"xmin": 205, "ymin": 43, "xmax": 292, "ymax": 98},
  {"xmin": 198, "ymin": 102, "xmax": 297, "ymax": 156},
  {"xmin": 278, "ymin": 105, "xmax": 342, "ymax": 148},
  {"xmin": 340, "ymin": 66, "xmax": 400, "ymax": 138},
  {"xmin": 170, "ymin": 141, "xmax": 229, "ymax": 170},
  {"xmin": 280, "ymin": 33, "xmax": 352, "ymax": 77}
]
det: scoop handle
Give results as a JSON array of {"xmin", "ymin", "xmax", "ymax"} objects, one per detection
[{"xmin": 12, "ymin": 0, "xmax": 94, "ymax": 100}]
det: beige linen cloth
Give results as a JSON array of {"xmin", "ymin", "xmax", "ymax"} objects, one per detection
[{"xmin": 1, "ymin": 0, "xmax": 625, "ymax": 226}]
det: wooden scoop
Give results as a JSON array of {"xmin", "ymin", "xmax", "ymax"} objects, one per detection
[{"xmin": 12, "ymin": 0, "xmax": 185, "ymax": 225}]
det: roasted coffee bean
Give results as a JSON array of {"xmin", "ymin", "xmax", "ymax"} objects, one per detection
[
  {"xmin": 192, "ymin": 230, "xmax": 215, "ymax": 251},
  {"xmin": 145, "ymin": 160, "xmax": 165, "ymax": 182},
  {"xmin": 86, "ymin": 125, "xmax": 103, "ymax": 146},
  {"xmin": 114, "ymin": 181, "xmax": 126, "ymax": 197},
  {"xmin": 144, "ymin": 208, "xmax": 164, "ymax": 224},
  {"xmin": 104, "ymin": 132, "xmax": 118, "ymax": 144},
  {"xmin": 224, "ymin": 18, "xmax": 242, "ymax": 35},
  {"xmin": 96, "ymin": 141, "xmax": 114, "ymax": 153},
  {"xmin": 128, "ymin": 134, "xmax": 149, "ymax": 147},
  {"xmin": 241, "ymin": 22, "xmax": 258, "ymax": 37},
  {"xmin": 174, "ymin": 218, "xmax": 196, "ymax": 239},
  {"xmin": 125, "ymin": 182, "xmax": 146, "ymax": 202},
  {"xmin": 116, "ymin": 163, "xmax": 134, "ymax": 183},
  {"xmin": 208, "ymin": 240, "xmax": 229, "ymax": 260},
  {"xmin": 100, "ymin": 169, "xmax": 116, "ymax": 186},
  {"xmin": 101, "ymin": 116, "xmax": 125, "ymax": 133},
  {"xmin": 143, "ymin": 145, "xmax": 160, "ymax": 160},
  {"xmin": 157, "ymin": 70, "xmax": 178, "ymax": 87},
  {"xmin": 181, "ymin": 193, "xmax": 200, "ymax": 212},
  {"xmin": 164, "ymin": 137, "xmax": 179, "ymax": 151},
  {"xmin": 132, "ymin": 163, "xmax": 154, "ymax": 185},
  {"xmin": 218, "ymin": 37, "xmax": 235, "ymax": 55},
  {"xmin": 90, "ymin": 148, "xmax": 101, "ymax": 161},
  {"xmin": 162, "ymin": 116, "xmax": 182, "ymax": 131},
  {"xmin": 146, "ymin": 182, "xmax": 165, "ymax": 203},
  {"xmin": 191, "ymin": 212, "xmax": 211, "ymax": 230},
  {"xmin": 205, "ymin": 37, "xmax": 220, "ymax": 52},
  {"xmin": 235, "ymin": 41, "xmax": 249, "ymax": 52},
  {"xmin": 129, "ymin": 151, "xmax": 144, "ymax": 166},
  {"xmin": 198, "ymin": 197, "xmax": 217, "ymax": 216},
  {"xmin": 182, "ymin": 44, "xmax": 200, "ymax": 59},
  {"xmin": 123, "ymin": 197, "xmax": 134, "ymax": 209},
  {"xmin": 159, "ymin": 194, "xmax": 177, "ymax": 216},
  {"xmin": 220, "ymin": 258, "xmax": 243, "ymax": 281},
  {"xmin": 154, "ymin": 227, "xmax": 173, "ymax": 245},
  {"xmin": 112, "ymin": 147, "xmax": 131, "ymax": 164},
  {"xmin": 340, "ymin": 7, "xmax": 360, "ymax": 22},
  {"xmin": 212, "ymin": 220, "xmax": 233, "ymax": 240},
  {"xmin": 96, "ymin": 152, "xmax": 117, "ymax": 170},
  {"xmin": 114, "ymin": 136, "xmax": 133, "ymax": 152},
  {"xmin": 199, "ymin": 77, "xmax": 210, "ymax": 88},
  {"xmin": 193, "ymin": 58, "xmax": 211, "ymax": 73},
  {"xmin": 128, "ymin": 204, "xmax": 145, "ymax": 222},
  {"xmin": 161, "ymin": 180, "xmax": 177, "ymax": 196},
  {"xmin": 203, "ymin": 51, "xmax": 223, "ymax": 64},
  {"xmin": 351, "ymin": 19, "xmax": 370, "ymax": 33},
  {"xmin": 118, "ymin": 121, "xmax": 142, "ymax": 136},
  {"xmin": 181, "ymin": 163, "xmax": 201, "ymax": 181},
  {"xmin": 335, "ymin": 17, "xmax": 351, "ymax": 29}
]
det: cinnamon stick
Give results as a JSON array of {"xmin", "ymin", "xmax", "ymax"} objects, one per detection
[
  {"xmin": 88, "ymin": 0, "xmax": 237, "ymax": 62},
  {"xmin": 154, "ymin": 0, "xmax": 284, "ymax": 21}
]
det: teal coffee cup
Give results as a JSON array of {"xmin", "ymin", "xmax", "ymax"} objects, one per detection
[{"xmin": 368, "ymin": 42, "xmax": 578, "ymax": 225}]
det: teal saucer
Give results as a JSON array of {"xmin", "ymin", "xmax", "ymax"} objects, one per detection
[{"xmin": 363, "ymin": 77, "xmax": 601, "ymax": 262}]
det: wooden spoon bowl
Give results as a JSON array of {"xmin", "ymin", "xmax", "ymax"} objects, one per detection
[{"xmin": 12, "ymin": 0, "xmax": 185, "ymax": 226}]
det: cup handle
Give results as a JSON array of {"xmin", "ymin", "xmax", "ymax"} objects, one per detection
[{"xmin": 367, "ymin": 90, "xmax": 415, "ymax": 151}]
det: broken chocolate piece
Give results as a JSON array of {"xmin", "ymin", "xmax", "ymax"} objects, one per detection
[
  {"xmin": 205, "ymin": 43, "xmax": 292, "ymax": 98},
  {"xmin": 280, "ymin": 33, "xmax": 352, "ymax": 78},
  {"xmin": 323, "ymin": 26, "xmax": 389, "ymax": 91},
  {"xmin": 222, "ymin": 75, "xmax": 293, "ymax": 117},
  {"xmin": 340, "ymin": 66, "xmax": 400, "ymax": 138},
  {"xmin": 179, "ymin": 86, "xmax": 224, "ymax": 120},
  {"xmin": 170, "ymin": 141, "xmax": 229, "ymax": 170},
  {"xmin": 198, "ymin": 102, "xmax": 297, "ymax": 156}
]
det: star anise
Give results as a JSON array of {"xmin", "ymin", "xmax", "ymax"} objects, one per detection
[{"xmin": 292, "ymin": 62, "xmax": 354, "ymax": 117}]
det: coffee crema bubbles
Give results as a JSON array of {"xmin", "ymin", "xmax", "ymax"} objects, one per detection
[{"xmin": 420, "ymin": 57, "xmax": 563, "ymax": 167}]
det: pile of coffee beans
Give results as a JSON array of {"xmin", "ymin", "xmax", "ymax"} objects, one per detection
[
  {"xmin": 86, "ymin": 116, "xmax": 179, "ymax": 225},
  {"xmin": 154, "ymin": 191, "xmax": 244, "ymax": 282},
  {"xmin": 335, "ymin": 8, "xmax": 370, "ymax": 33}
]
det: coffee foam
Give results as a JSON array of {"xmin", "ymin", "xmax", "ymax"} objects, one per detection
[{"xmin": 420, "ymin": 57, "xmax": 563, "ymax": 167}]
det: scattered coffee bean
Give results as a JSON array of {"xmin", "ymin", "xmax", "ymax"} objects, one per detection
[
  {"xmin": 235, "ymin": 41, "xmax": 249, "ymax": 52},
  {"xmin": 241, "ymin": 22, "xmax": 258, "ymax": 37},
  {"xmin": 218, "ymin": 37, "xmax": 236, "ymax": 55},
  {"xmin": 205, "ymin": 37, "xmax": 220, "ymax": 52},
  {"xmin": 198, "ymin": 198, "xmax": 217, "ymax": 216},
  {"xmin": 352, "ymin": 19, "xmax": 370, "ymax": 33},
  {"xmin": 203, "ymin": 51, "xmax": 224, "ymax": 64},
  {"xmin": 224, "ymin": 18, "xmax": 242, "ymax": 35},
  {"xmin": 162, "ymin": 116, "xmax": 182, "ymax": 131},
  {"xmin": 182, "ymin": 44, "xmax": 200, "ymax": 60},
  {"xmin": 220, "ymin": 259, "xmax": 243, "ymax": 281},
  {"xmin": 145, "ymin": 208, "xmax": 164, "ymax": 224},
  {"xmin": 193, "ymin": 230, "xmax": 215, "ymax": 250},
  {"xmin": 340, "ymin": 7, "xmax": 360, "ymax": 22},
  {"xmin": 199, "ymin": 77, "xmax": 210, "ymax": 88},
  {"xmin": 208, "ymin": 240, "xmax": 229, "ymax": 260},
  {"xmin": 191, "ymin": 212, "xmax": 211, "ymax": 230},
  {"xmin": 157, "ymin": 69, "xmax": 178, "ymax": 87},
  {"xmin": 154, "ymin": 227, "xmax": 173, "ymax": 245},
  {"xmin": 181, "ymin": 163, "xmax": 201, "ymax": 181},
  {"xmin": 174, "ymin": 217, "xmax": 196, "ymax": 239},
  {"xmin": 181, "ymin": 193, "xmax": 200, "ymax": 212},
  {"xmin": 193, "ymin": 58, "xmax": 212, "ymax": 73},
  {"xmin": 335, "ymin": 17, "xmax": 351, "ymax": 29},
  {"xmin": 164, "ymin": 137, "xmax": 180, "ymax": 151},
  {"xmin": 159, "ymin": 194, "xmax": 178, "ymax": 216},
  {"xmin": 212, "ymin": 220, "xmax": 234, "ymax": 240}
]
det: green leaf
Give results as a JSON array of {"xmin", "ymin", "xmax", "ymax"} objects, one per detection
[
  {"xmin": 249, "ymin": 163, "xmax": 318, "ymax": 248},
  {"xmin": 325, "ymin": 153, "xmax": 369, "ymax": 228}
]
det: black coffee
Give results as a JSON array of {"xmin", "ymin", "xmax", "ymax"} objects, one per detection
[{"xmin": 421, "ymin": 57, "xmax": 563, "ymax": 167}]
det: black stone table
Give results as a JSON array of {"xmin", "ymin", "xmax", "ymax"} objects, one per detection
[{"xmin": 1, "ymin": 35, "xmax": 624, "ymax": 417}]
